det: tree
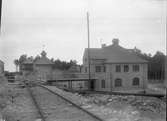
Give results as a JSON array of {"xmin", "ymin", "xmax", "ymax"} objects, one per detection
[
  {"xmin": 53, "ymin": 59, "xmax": 78, "ymax": 70},
  {"xmin": 50, "ymin": 58, "xmax": 54, "ymax": 63},
  {"xmin": 18, "ymin": 54, "xmax": 27, "ymax": 71},
  {"xmin": 34, "ymin": 55, "xmax": 40, "ymax": 61},
  {"xmin": 70, "ymin": 60, "xmax": 77, "ymax": 66},
  {"xmin": 147, "ymin": 51, "xmax": 165, "ymax": 80},
  {"xmin": 14, "ymin": 59, "xmax": 19, "ymax": 72},
  {"xmin": 27, "ymin": 56, "xmax": 33, "ymax": 61}
]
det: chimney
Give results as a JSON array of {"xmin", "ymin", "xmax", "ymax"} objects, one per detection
[
  {"xmin": 101, "ymin": 44, "xmax": 106, "ymax": 48},
  {"xmin": 112, "ymin": 38, "xmax": 119, "ymax": 46}
]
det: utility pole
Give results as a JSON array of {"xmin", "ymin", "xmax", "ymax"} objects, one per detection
[
  {"xmin": 0, "ymin": 0, "xmax": 2, "ymax": 29},
  {"xmin": 165, "ymin": 14, "xmax": 167, "ymax": 121},
  {"xmin": 87, "ymin": 12, "xmax": 91, "ymax": 90},
  {"xmin": 166, "ymin": 15, "xmax": 167, "ymax": 87}
]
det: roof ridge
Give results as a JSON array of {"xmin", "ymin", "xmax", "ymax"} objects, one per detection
[{"xmin": 84, "ymin": 44, "xmax": 148, "ymax": 63}]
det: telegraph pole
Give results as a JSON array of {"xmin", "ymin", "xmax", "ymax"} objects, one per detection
[
  {"xmin": 0, "ymin": 0, "xmax": 2, "ymax": 29},
  {"xmin": 166, "ymin": 15, "xmax": 167, "ymax": 86},
  {"xmin": 87, "ymin": 12, "xmax": 91, "ymax": 90},
  {"xmin": 165, "ymin": 14, "xmax": 167, "ymax": 121}
]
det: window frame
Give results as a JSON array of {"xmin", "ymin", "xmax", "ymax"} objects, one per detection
[
  {"xmin": 124, "ymin": 65, "xmax": 129, "ymax": 72},
  {"xmin": 103, "ymin": 66, "xmax": 106, "ymax": 72},
  {"xmin": 85, "ymin": 67, "xmax": 87, "ymax": 73},
  {"xmin": 101, "ymin": 79, "xmax": 105, "ymax": 88},
  {"xmin": 132, "ymin": 77, "xmax": 140, "ymax": 86},
  {"xmin": 95, "ymin": 66, "xmax": 101, "ymax": 72},
  {"xmin": 133, "ymin": 65, "xmax": 140, "ymax": 72},
  {"xmin": 115, "ymin": 78, "xmax": 122, "ymax": 87},
  {"xmin": 115, "ymin": 65, "xmax": 121, "ymax": 72}
]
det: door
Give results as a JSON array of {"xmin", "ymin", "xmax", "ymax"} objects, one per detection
[{"xmin": 90, "ymin": 80, "xmax": 95, "ymax": 91}]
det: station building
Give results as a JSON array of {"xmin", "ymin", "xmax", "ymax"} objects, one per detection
[
  {"xmin": 20, "ymin": 39, "xmax": 148, "ymax": 92},
  {"xmin": 21, "ymin": 51, "xmax": 54, "ymax": 81},
  {"xmin": 0, "ymin": 60, "xmax": 4, "ymax": 74},
  {"xmin": 82, "ymin": 39, "xmax": 148, "ymax": 91}
]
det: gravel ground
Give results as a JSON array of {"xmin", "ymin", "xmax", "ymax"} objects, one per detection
[
  {"xmin": 31, "ymin": 86, "xmax": 99, "ymax": 121},
  {"xmin": 45, "ymin": 86, "xmax": 166, "ymax": 121},
  {"xmin": 1, "ymin": 84, "xmax": 39, "ymax": 121},
  {"xmin": 1, "ymin": 83, "xmax": 165, "ymax": 121}
]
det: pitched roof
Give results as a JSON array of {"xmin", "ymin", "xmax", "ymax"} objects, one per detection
[
  {"xmin": 85, "ymin": 48, "xmax": 105, "ymax": 59},
  {"xmin": 23, "ymin": 59, "xmax": 33, "ymax": 64},
  {"xmin": 0, "ymin": 60, "xmax": 4, "ymax": 64},
  {"xmin": 84, "ymin": 42, "xmax": 147, "ymax": 63},
  {"xmin": 34, "ymin": 56, "xmax": 53, "ymax": 65}
]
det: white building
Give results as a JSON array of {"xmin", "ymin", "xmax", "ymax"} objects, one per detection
[
  {"xmin": 0, "ymin": 60, "xmax": 4, "ymax": 74},
  {"xmin": 83, "ymin": 39, "xmax": 148, "ymax": 91},
  {"xmin": 21, "ymin": 51, "xmax": 53, "ymax": 81}
]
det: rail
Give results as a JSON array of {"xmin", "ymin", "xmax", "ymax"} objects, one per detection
[
  {"xmin": 38, "ymin": 84, "xmax": 104, "ymax": 121},
  {"xmin": 25, "ymin": 83, "xmax": 46, "ymax": 121},
  {"xmin": 67, "ymin": 90, "xmax": 165, "ymax": 98}
]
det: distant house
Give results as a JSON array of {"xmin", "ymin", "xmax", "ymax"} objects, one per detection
[
  {"xmin": 21, "ymin": 58, "xmax": 34, "ymax": 75},
  {"xmin": 34, "ymin": 51, "xmax": 53, "ymax": 80},
  {"xmin": 82, "ymin": 38, "xmax": 148, "ymax": 91},
  {"xmin": 0, "ymin": 60, "xmax": 4, "ymax": 74},
  {"xmin": 21, "ymin": 51, "xmax": 54, "ymax": 81}
]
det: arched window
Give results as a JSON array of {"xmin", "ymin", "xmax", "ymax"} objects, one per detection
[
  {"xmin": 115, "ymin": 78, "xmax": 122, "ymax": 87},
  {"xmin": 132, "ymin": 77, "xmax": 140, "ymax": 86}
]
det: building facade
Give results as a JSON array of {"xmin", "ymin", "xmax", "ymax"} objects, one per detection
[
  {"xmin": 0, "ymin": 60, "xmax": 4, "ymax": 74},
  {"xmin": 83, "ymin": 39, "xmax": 148, "ymax": 91},
  {"xmin": 21, "ymin": 51, "xmax": 54, "ymax": 81}
]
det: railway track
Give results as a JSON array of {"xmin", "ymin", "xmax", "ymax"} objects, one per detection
[
  {"xmin": 65, "ymin": 89, "xmax": 165, "ymax": 99},
  {"xmin": 26, "ymin": 84, "xmax": 46, "ymax": 121},
  {"xmin": 26, "ymin": 83, "xmax": 104, "ymax": 121}
]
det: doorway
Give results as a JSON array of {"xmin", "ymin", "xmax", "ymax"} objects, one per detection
[{"xmin": 90, "ymin": 80, "xmax": 95, "ymax": 91}]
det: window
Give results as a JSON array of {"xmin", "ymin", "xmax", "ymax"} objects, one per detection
[
  {"xmin": 85, "ymin": 67, "xmax": 87, "ymax": 73},
  {"xmin": 116, "ymin": 65, "xmax": 121, "ymax": 72},
  {"xmin": 101, "ymin": 80, "xmax": 105, "ymax": 88},
  {"xmin": 84, "ymin": 82, "xmax": 88, "ymax": 87},
  {"xmin": 115, "ymin": 78, "xmax": 122, "ymax": 87},
  {"xmin": 78, "ymin": 83, "xmax": 83, "ymax": 89},
  {"xmin": 95, "ymin": 66, "xmax": 101, "ymax": 72},
  {"xmin": 103, "ymin": 66, "xmax": 106, "ymax": 72},
  {"xmin": 132, "ymin": 77, "xmax": 140, "ymax": 86},
  {"xmin": 124, "ymin": 65, "xmax": 129, "ymax": 72},
  {"xmin": 133, "ymin": 65, "xmax": 140, "ymax": 72}
]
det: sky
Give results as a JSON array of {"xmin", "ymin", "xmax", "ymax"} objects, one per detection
[{"xmin": 0, "ymin": 0, "xmax": 166, "ymax": 71}]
